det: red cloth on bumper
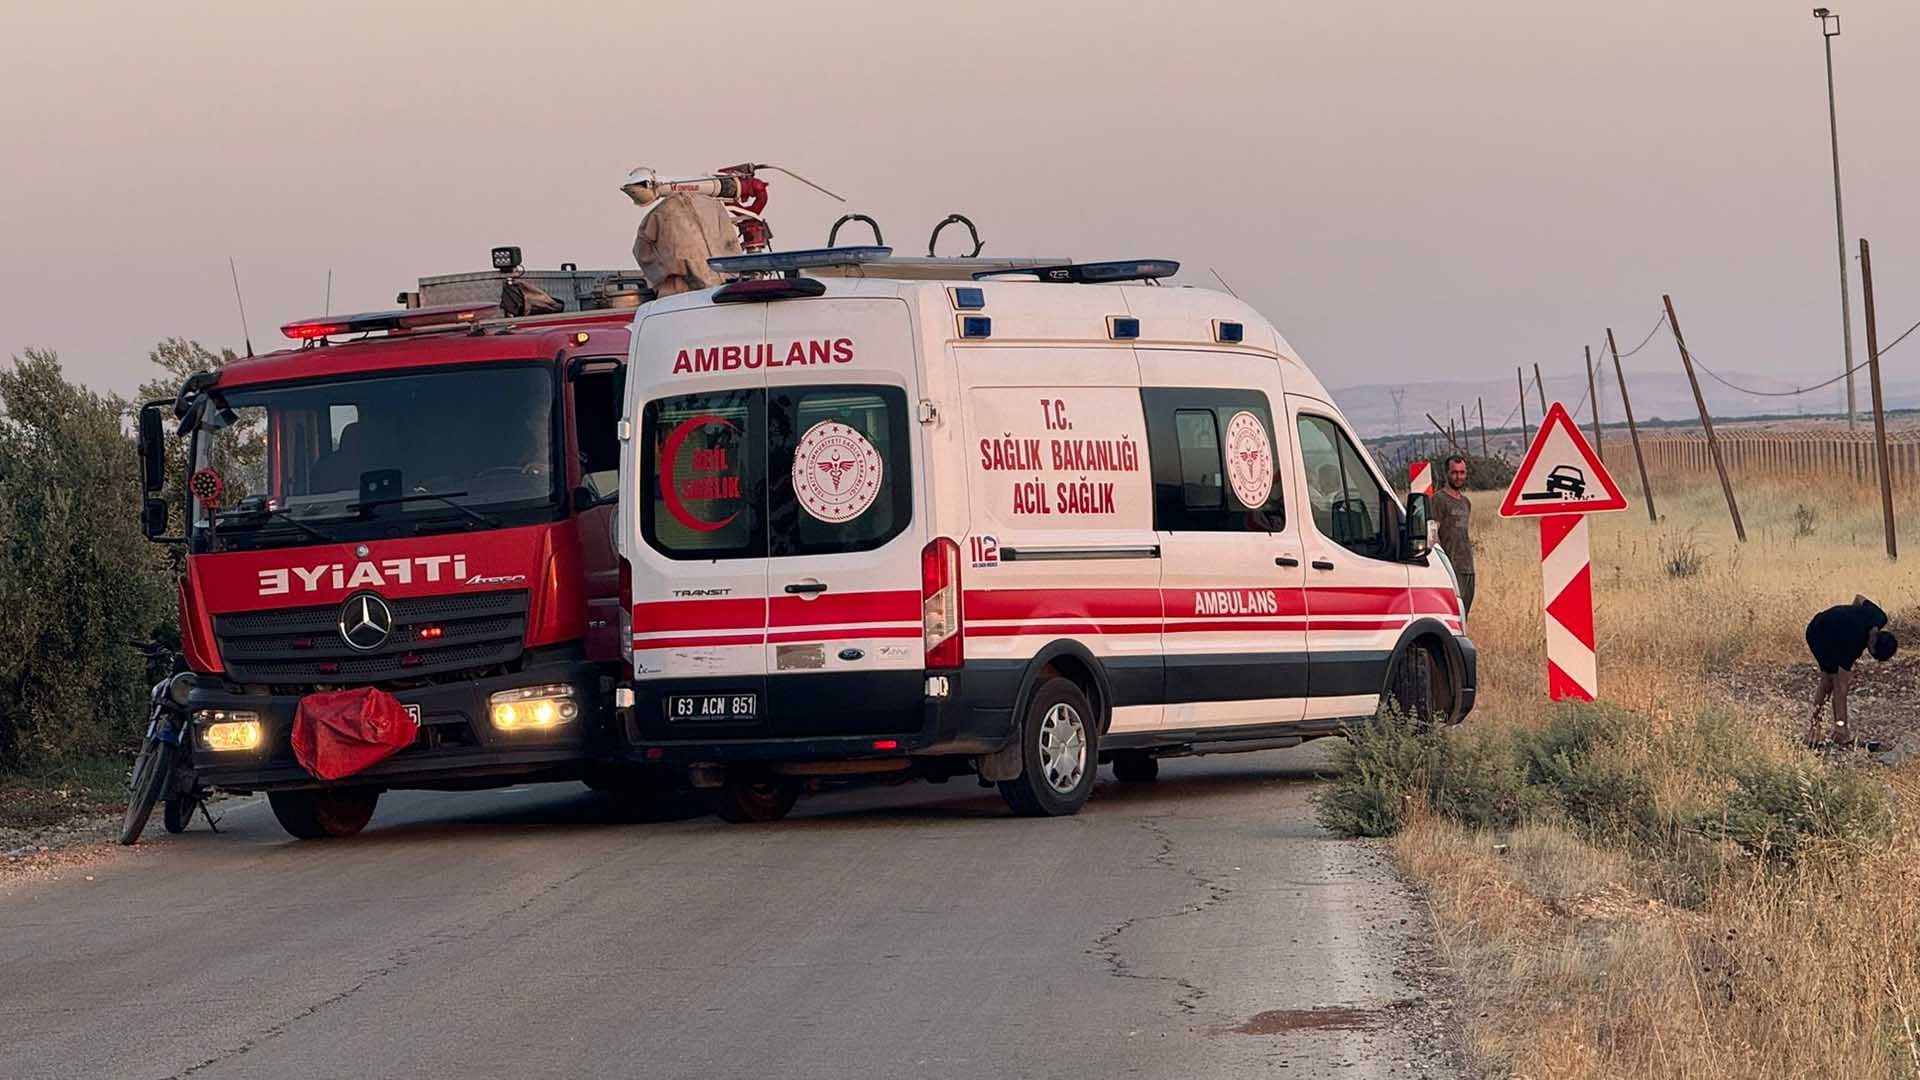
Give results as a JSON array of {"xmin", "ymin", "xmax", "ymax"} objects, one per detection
[{"xmin": 292, "ymin": 687, "xmax": 416, "ymax": 780}]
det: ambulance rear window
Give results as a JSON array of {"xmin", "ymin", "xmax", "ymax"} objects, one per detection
[
  {"xmin": 641, "ymin": 389, "xmax": 765, "ymax": 560},
  {"xmin": 769, "ymin": 386, "xmax": 911, "ymax": 556}
]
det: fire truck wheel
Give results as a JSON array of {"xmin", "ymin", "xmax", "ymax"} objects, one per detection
[
  {"xmin": 1111, "ymin": 751, "xmax": 1159, "ymax": 783},
  {"xmin": 998, "ymin": 677, "xmax": 1099, "ymax": 817},
  {"xmin": 712, "ymin": 773, "xmax": 802, "ymax": 824},
  {"xmin": 162, "ymin": 795, "xmax": 194, "ymax": 834},
  {"xmin": 268, "ymin": 788, "xmax": 380, "ymax": 840}
]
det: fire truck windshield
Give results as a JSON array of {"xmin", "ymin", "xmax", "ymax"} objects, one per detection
[{"xmin": 189, "ymin": 363, "xmax": 558, "ymax": 551}]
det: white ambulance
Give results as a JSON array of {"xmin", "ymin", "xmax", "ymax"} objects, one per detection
[{"xmin": 614, "ymin": 249, "xmax": 1473, "ymax": 821}]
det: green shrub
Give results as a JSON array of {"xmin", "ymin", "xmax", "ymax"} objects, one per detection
[
  {"xmin": 1712, "ymin": 760, "xmax": 1894, "ymax": 864},
  {"xmin": 1511, "ymin": 706, "xmax": 1661, "ymax": 843},
  {"xmin": 1316, "ymin": 707, "xmax": 1529, "ymax": 838}
]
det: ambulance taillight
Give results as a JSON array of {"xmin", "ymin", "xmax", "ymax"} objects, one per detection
[{"xmin": 921, "ymin": 537, "xmax": 963, "ymax": 670}]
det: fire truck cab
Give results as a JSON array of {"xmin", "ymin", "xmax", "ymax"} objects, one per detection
[{"xmin": 140, "ymin": 288, "xmax": 635, "ymax": 839}]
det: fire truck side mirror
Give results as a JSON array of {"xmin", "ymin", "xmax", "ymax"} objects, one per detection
[
  {"xmin": 141, "ymin": 497, "xmax": 170, "ymax": 540},
  {"xmin": 138, "ymin": 404, "xmax": 167, "ymax": 494}
]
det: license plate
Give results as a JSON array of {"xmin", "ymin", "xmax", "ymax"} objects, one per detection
[
  {"xmin": 666, "ymin": 693, "xmax": 759, "ymax": 722},
  {"xmin": 404, "ymin": 704, "xmax": 422, "ymax": 726}
]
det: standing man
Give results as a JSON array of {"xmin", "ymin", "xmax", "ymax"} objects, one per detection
[
  {"xmin": 1805, "ymin": 595, "xmax": 1897, "ymax": 749},
  {"xmin": 1432, "ymin": 455, "xmax": 1475, "ymax": 616}
]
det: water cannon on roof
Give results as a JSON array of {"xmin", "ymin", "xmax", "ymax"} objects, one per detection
[{"xmin": 620, "ymin": 162, "xmax": 845, "ymax": 255}]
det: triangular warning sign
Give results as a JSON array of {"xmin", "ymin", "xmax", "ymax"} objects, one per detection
[{"xmin": 1498, "ymin": 402, "xmax": 1629, "ymax": 518}]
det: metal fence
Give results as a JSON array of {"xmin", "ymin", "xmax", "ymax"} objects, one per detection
[{"xmin": 1599, "ymin": 430, "xmax": 1920, "ymax": 486}]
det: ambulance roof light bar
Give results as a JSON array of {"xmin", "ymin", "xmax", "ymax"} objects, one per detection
[
  {"xmin": 707, "ymin": 246, "xmax": 892, "ymax": 279},
  {"xmin": 972, "ymin": 259, "xmax": 1181, "ymax": 285},
  {"xmin": 280, "ymin": 301, "xmax": 496, "ymax": 341}
]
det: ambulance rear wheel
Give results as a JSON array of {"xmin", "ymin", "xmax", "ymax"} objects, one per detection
[
  {"xmin": 1111, "ymin": 751, "xmax": 1158, "ymax": 783},
  {"xmin": 268, "ymin": 788, "xmax": 379, "ymax": 840},
  {"xmin": 999, "ymin": 678, "xmax": 1098, "ymax": 817},
  {"xmin": 712, "ymin": 774, "xmax": 802, "ymax": 823}
]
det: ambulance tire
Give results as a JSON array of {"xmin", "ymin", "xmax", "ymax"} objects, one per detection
[
  {"xmin": 1384, "ymin": 643, "xmax": 1442, "ymax": 728},
  {"xmin": 998, "ymin": 678, "xmax": 1099, "ymax": 817},
  {"xmin": 268, "ymin": 788, "xmax": 380, "ymax": 840},
  {"xmin": 712, "ymin": 774, "xmax": 802, "ymax": 824},
  {"xmin": 1111, "ymin": 751, "xmax": 1159, "ymax": 783}
]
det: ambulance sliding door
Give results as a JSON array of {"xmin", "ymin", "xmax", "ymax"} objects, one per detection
[
  {"xmin": 1136, "ymin": 350, "xmax": 1307, "ymax": 730},
  {"xmin": 955, "ymin": 346, "xmax": 1164, "ymax": 735}
]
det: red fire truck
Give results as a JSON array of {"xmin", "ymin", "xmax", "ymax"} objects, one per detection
[{"xmin": 136, "ymin": 279, "xmax": 638, "ymax": 839}]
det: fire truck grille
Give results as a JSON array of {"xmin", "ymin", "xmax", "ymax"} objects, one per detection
[{"xmin": 212, "ymin": 591, "xmax": 529, "ymax": 684}]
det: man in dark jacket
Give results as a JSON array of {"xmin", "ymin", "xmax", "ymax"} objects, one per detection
[
  {"xmin": 1805, "ymin": 595, "xmax": 1897, "ymax": 749},
  {"xmin": 1432, "ymin": 456, "xmax": 1474, "ymax": 615}
]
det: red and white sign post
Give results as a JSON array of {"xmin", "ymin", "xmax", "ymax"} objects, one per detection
[
  {"xmin": 1498, "ymin": 402, "xmax": 1628, "ymax": 701},
  {"xmin": 1409, "ymin": 460, "xmax": 1433, "ymax": 498}
]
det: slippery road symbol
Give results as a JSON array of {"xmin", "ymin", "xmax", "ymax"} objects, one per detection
[{"xmin": 1520, "ymin": 464, "xmax": 1588, "ymax": 501}]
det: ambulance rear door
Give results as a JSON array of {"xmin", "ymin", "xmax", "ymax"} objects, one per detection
[
  {"xmin": 625, "ymin": 305, "xmax": 770, "ymax": 735},
  {"xmin": 760, "ymin": 296, "xmax": 927, "ymax": 738}
]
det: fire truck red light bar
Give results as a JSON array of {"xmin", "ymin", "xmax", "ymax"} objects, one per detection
[{"xmin": 280, "ymin": 302, "xmax": 496, "ymax": 340}]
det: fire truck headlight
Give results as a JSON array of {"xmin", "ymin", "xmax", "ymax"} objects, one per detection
[
  {"xmin": 488, "ymin": 685, "xmax": 579, "ymax": 731},
  {"xmin": 195, "ymin": 710, "xmax": 263, "ymax": 752}
]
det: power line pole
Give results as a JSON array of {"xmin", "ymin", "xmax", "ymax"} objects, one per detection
[
  {"xmin": 1859, "ymin": 237, "xmax": 1897, "ymax": 559},
  {"xmin": 1608, "ymin": 328, "xmax": 1657, "ymax": 524},
  {"xmin": 1533, "ymin": 362, "xmax": 1548, "ymax": 413},
  {"xmin": 1388, "ymin": 387, "xmax": 1406, "ymax": 437},
  {"xmin": 1814, "ymin": 8, "xmax": 1857, "ymax": 430},
  {"xmin": 1585, "ymin": 346, "xmax": 1603, "ymax": 460},
  {"xmin": 1517, "ymin": 366, "xmax": 1531, "ymax": 448},
  {"xmin": 1665, "ymin": 294, "xmax": 1746, "ymax": 542}
]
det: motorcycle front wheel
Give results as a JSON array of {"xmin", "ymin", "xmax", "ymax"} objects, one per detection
[{"xmin": 118, "ymin": 740, "xmax": 175, "ymax": 846}]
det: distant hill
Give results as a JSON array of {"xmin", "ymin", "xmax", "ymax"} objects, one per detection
[{"xmin": 1329, "ymin": 369, "xmax": 1920, "ymax": 439}]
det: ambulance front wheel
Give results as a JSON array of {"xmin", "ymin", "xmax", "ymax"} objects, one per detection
[
  {"xmin": 998, "ymin": 677, "xmax": 1099, "ymax": 817},
  {"xmin": 268, "ymin": 788, "xmax": 379, "ymax": 840}
]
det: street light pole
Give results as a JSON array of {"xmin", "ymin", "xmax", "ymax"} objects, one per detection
[{"xmin": 1814, "ymin": 8, "xmax": 1856, "ymax": 430}]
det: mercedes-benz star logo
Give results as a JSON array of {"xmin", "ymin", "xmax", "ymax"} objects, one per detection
[{"xmin": 337, "ymin": 593, "xmax": 393, "ymax": 652}]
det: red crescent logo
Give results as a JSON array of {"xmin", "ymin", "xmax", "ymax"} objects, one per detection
[{"xmin": 659, "ymin": 414, "xmax": 741, "ymax": 533}]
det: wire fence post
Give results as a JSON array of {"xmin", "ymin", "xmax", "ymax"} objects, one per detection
[
  {"xmin": 1607, "ymin": 328, "xmax": 1657, "ymax": 524},
  {"xmin": 1584, "ymin": 345, "xmax": 1603, "ymax": 461},
  {"xmin": 1859, "ymin": 237, "xmax": 1898, "ymax": 560},
  {"xmin": 1477, "ymin": 396, "xmax": 1488, "ymax": 457},
  {"xmin": 1517, "ymin": 366, "xmax": 1531, "ymax": 449},
  {"xmin": 1664, "ymin": 294, "xmax": 1745, "ymax": 542},
  {"xmin": 1533, "ymin": 362, "xmax": 1548, "ymax": 414}
]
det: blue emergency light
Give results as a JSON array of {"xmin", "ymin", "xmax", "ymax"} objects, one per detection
[{"xmin": 708, "ymin": 246, "xmax": 893, "ymax": 278}]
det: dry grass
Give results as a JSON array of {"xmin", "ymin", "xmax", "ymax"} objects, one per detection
[{"xmin": 1395, "ymin": 478, "xmax": 1920, "ymax": 1079}]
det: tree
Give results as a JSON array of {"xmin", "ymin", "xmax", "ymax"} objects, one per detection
[{"xmin": 0, "ymin": 350, "xmax": 176, "ymax": 770}]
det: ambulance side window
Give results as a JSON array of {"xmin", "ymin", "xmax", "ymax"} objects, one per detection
[
  {"xmin": 1142, "ymin": 388, "xmax": 1286, "ymax": 532},
  {"xmin": 640, "ymin": 389, "xmax": 764, "ymax": 560},
  {"xmin": 768, "ymin": 385, "xmax": 911, "ymax": 556},
  {"xmin": 1297, "ymin": 414, "xmax": 1392, "ymax": 560}
]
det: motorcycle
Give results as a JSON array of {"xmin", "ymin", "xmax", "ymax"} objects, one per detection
[{"xmin": 118, "ymin": 654, "xmax": 208, "ymax": 845}]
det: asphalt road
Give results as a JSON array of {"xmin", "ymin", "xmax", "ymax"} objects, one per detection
[{"xmin": 1, "ymin": 746, "xmax": 1455, "ymax": 1079}]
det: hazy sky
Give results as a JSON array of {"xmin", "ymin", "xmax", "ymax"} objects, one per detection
[{"xmin": 4, "ymin": 0, "xmax": 1917, "ymax": 413}]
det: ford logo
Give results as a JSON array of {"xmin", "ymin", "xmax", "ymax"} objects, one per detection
[{"xmin": 838, "ymin": 648, "xmax": 865, "ymax": 662}]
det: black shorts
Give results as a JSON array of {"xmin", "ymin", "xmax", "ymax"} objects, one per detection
[{"xmin": 1806, "ymin": 623, "xmax": 1856, "ymax": 675}]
